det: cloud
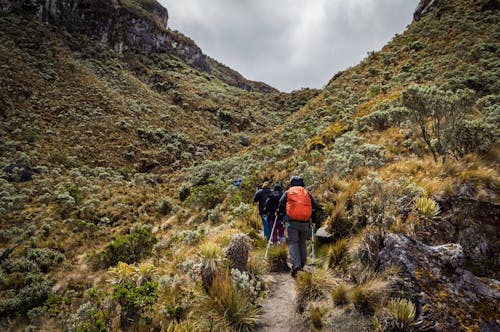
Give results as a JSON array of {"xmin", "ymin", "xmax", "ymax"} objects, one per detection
[{"xmin": 161, "ymin": 0, "xmax": 419, "ymax": 92}]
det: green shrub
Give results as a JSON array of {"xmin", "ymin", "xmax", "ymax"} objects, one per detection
[
  {"xmin": 26, "ymin": 248, "xmax": 65, "ymax": 273},
  {"xmin": 96, "ymin": 226, "xmax": 157, "ymax": 268},
  {"xmin": 402, "ymin": 85, "xmax": 476, "ymax": 162},
  {"xmin": 185, "ymin": 180, "xmax": 226, "ymax": 210},
  {"xmin": 158, "ymin": 198, "xmax": 173, "ymax": 215},
  {"xmin": 0, "ymin": 273, "xmax": 53, "ymax": 317}
]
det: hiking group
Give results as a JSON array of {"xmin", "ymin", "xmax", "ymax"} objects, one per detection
[{"xmin": 253, "ymin": 176, "xmax": 318, "ymax": 278}]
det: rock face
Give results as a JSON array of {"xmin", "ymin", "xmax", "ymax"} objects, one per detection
[
  {"xmin": 225, "ymin": 234, "xmax": 249, "ymax": 272},
  {"xmin": 413, "ymin": 0, "xmax": 439, "ymax": 21},
  {"xmin": 378, "ymin": 234, "xmax": 500, "ymax": 331},
  {"xmin": 1, "ymin": 0, "xmax": 209, "ymax": 71}
]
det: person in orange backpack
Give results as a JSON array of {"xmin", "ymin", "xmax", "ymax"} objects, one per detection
[{"xmin": 277, "ymin": 176, "xmax": 318, "ymax": 278}]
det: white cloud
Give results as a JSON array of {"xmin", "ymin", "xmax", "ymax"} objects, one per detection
[{"xmin": 160, "ymin": 0, "xmax": 419, "ymax": 92}]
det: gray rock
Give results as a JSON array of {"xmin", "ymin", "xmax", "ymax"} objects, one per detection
[
  {"xmin": 378, "ymin": 234, "xmax": 500, "ymax": 331},
  {"xmin": 225, "ymin": 233, "xmax": 249, "ymax": 272},
  {"xmin": 414, "ymin": 0, "xmax": 439, "ymax": 21}
]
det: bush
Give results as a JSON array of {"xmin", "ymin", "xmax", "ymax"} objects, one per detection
[
  {"xmin": 25, "ymin": 248, "xmax": 65, "ymax": 273},
  {"xmin": 0, "ymin": 273, "xmax": 53, "ymax": 317},
  {"xmin": 200, "ymin": 272, "xmax": 259, "ymax": 332},
  {"xmin": 185, "ymin": 180, "xmax": 226, "ymax": 210},
  {"xmin": 158, "ymin": 198, "xmax": 173, "ymax": 215},
  {"xmin": 295, "ymin": 269, "xmax": 336, "ymax": 312},
  {"xmin": 96, "ymin": 226, "xmax": 157, "ymax": 268},
  {"xmin": 402, "ymin": 85, "xmax": 476, "ymax": 162}
]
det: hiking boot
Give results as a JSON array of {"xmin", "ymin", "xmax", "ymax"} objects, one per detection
[{"xmin": 291, "ymin": 266, "xmax": 301, "ymax": 278}]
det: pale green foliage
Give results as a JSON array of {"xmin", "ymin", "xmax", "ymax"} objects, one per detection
[
  {"xmin": 374, "ymin": 298, "xmax": 416, "ymax": 332},
  {"xmin": 415, "ymin": 196, "xmax": 440, "ymax": 221},
  {"xmin": 230, "ymin": 268, "xmax": 263, "ymax": 303},
  {"xmin": 402, "ymin": 85, "xmax": 479, "ymax": 162},
  {"xmin": 387, "ymin": 298, "xmax": 416, "ymax": 328},
  {"xmin": 325, "ymin": 132, "xmax": 386, "ymax": 177}
]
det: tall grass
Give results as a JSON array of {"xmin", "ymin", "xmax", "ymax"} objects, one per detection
[{"xmin": 198, "ymin": 272, "xmax": 260, "ymax": 332}]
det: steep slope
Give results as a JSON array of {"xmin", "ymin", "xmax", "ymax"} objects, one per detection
[{"xmin": 0, "ymin": 0, "xmax": 498, "ymax": 331}]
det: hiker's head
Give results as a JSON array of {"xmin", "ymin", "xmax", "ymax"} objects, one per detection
[
  {"xmin": 289, "ymin": 176, "xmax": 305, "ymax": 187},
  {"xmin": 273, "ymin": 183, "xmax": 282, "ymax": 191},
  {"xmin": 262, "ymin": 181, "xmax": 270, "ymax": 188}
]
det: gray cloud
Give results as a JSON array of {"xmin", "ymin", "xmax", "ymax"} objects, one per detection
[{"xmin": 161, "ymin": 0, "xmax": 420, "ymax": 92}]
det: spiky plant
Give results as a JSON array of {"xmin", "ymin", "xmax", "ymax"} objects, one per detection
[
  {"xmin": 198, "ymin": 242, "xmax": 222, "ymax": 292},
  {"xmin": 387, "ymin": 298, "xmax": 416, "ymax": 330},
  {"xmin": 199, "ymin": 271, "xmax": 260, "ymax": 332},
  {"xmin": 414, "ymin": 196, "xmax": 440, "ymax": 221},
  {"xmin": 295, "ymin": 268, "xmax": 336, "ymax": 312},
  {"xmin": 108, "ymin": 261, "xmax": 137, "ymax": 284},
  {"xmin": 136, "ymin": 262, "xmax": 157, "ymax": 285}
]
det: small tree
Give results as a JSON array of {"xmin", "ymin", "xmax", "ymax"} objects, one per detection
[{"xmin": 402, "ymin": 85, "xmax": 475, "ymax": 163}]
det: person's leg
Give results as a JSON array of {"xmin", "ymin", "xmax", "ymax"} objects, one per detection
[
  {"xmin": 261, "ymin": 214, "xmax": 270, "ymax": 240},
  {"xmin": 277, "ymin": 220, "xmax": 284, "ymax": 243},
  {"xmin": 298, "ymin": 223, "xmax": 309, "ymax": 269},
  {"xmin": 287, "ymin": 222, "xmax": 301, "ymax": 276}
]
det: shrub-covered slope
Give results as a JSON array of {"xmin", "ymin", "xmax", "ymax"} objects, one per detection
[{"xmin": 0, "ymin": 0, "xmax": 498, "ymax": 331}]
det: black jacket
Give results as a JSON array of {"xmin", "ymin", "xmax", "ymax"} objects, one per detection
[
  {"xmin": 265, "ymin": 190, "xmax": 283, "ymax": 221},
  {"xmin": 253, "ymin": 187, "xmax": 271, "ymax": 214},
  {"xmin": 277, "ymin": 177, "xmax": 318, "ymax": 225}
]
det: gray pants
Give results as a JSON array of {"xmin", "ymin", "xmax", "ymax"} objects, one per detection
[{"xmin": 288, "ymin": 221, "xmax": 310, "ymax": 270}]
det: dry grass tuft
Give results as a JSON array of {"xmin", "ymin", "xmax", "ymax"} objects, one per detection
[{"xmin": 295, "ymin": 268, "xmax": 337, "ymax": 312}]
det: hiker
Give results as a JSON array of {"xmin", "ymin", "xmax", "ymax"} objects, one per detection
[
  {"xmin": 232, "ymin": 178, "xmax": 242, "ymax": 188},
  {"xmin": 265, "ymin": 183, "xmax": 285, "ymax": 244},
  {"xmin": 253, "ymin": 181, "xmax": 272, "ymax": 240},
  {"xmin": 277, "ymin": 176, "xmax": 318, "ymax": 278}
]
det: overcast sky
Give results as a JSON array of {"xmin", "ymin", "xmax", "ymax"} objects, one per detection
[{"xmin": 160, "ymin": 0, "xmax": 420, "ymax": 92}]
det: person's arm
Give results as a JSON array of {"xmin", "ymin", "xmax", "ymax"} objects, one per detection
[
  {"xmin": 253, "ymin": 189, "xmax": 260, "ymax": 203},
  {"xmin": 309, "ymin": 192, "xmax": 319, "ymax": 227},
  {"xmin": 277, "ymin": 191, "xmax": 287, "ymax": 219}
]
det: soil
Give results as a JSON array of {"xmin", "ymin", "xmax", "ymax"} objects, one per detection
[{"xmin": 257, "ymin": 272, "xmax": 299, "ymax": 332}]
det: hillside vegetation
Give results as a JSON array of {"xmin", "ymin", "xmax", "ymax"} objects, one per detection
[{"xmin": 0, "ymin": 0, "xmax": 499, "ymax": 331}]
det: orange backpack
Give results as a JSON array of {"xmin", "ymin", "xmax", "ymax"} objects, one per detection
[{"xmin": 286, "ymin": 186, "xmax": 312, "ymax": 222}]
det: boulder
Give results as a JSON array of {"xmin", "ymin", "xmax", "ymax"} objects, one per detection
[
  {"xmin": 378, "ymin": 234, "xmax": 500, "ymax": 331},
  {"xmin": 225, "ymin": 233, "xmax": 249, "ymax": 272}
]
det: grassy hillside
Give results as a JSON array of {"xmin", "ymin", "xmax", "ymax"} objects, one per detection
[{"xmin": 0, "ymin": 0, "xmax": 498, "ymax": 331}]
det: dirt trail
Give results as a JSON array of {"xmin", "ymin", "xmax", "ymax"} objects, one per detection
[{"xmin": 257, "ymin": 272, "xmax": 299, "ymax": 332}]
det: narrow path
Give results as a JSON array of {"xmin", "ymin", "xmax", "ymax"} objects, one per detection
[{"xmin": 257, "ymin": 272, "xmax": 298, "ymax": 332}]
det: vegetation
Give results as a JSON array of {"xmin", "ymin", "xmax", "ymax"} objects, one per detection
[{"xmin": 0, "ymin": 0, "xmax": 498, "ymax": 330}]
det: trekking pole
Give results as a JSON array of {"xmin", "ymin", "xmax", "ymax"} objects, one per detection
[
  {"xmin": 265, "ymin": 215, "xmax": 278, "ymax": 259},
  {"xmin": 311, "ymin": 222, "xmax": 315, "ymax": 274}
]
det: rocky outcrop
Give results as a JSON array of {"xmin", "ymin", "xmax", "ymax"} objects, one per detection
[
  {"xmin": 378, "ymin": 234, "xmax": 500, "ymax": 331},
  {"xmin": 1, "ymin": 0, "xmax": 209, "ymax": 71},
  {"xmin": 413, "ymin": 0, "xmax": 439, "ymax": 21}
]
